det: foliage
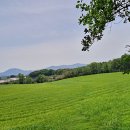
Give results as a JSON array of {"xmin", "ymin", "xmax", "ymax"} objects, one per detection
[
  {"xmin": 0, "ymin": 54, "xmax": 127, "ymax": 85},
  {"xmin": 10, "ymin": 75, "xmax": 17, "ymax": 78},
  {"xmin": 18, "ymin": 73, "xmax": 25, "ymax": 84},
  {"xmin": 29, "ymin": 69, "xmax": 55, "ymax": 78},
  {"xmin": 1, "ymin": 73, "xmax": 130, "ymax": 129},
  {"xmin": 121, "ymin": 53, "xmax": 130, "ymax": 74},
  {"xmin": 36, "ymin": 74, "xmax": 48, "ymax": 83},
  {"xmin": 76, "ymin": 0, "xmax": 130, "ymax": 51},
  {"xmin": 27, "ymin": 54, "xmax": 130, "ymax": 84},
  {"xmin": 25, "ymin": 76, "xmax": 33, "ymax": 84},
  {"xmin": 111, "ymin": 58, "xmax": 121, "ymax": 72}
]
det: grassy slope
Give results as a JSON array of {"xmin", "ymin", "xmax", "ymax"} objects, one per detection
[{"xmin": 0, "ymin": 73, "xmax": 130, "ymax": 130}]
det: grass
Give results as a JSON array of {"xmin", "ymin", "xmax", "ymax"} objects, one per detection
[{"xmin": 0, "ymin": 72, "xmax": 130, "ymax": 130}]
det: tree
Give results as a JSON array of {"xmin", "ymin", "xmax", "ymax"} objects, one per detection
[
  {"xmin": 121, "ymin": 54, "xmax": 130, "ymax": 74},
  {"xmin": 111, "ymin": 58, "xmax": 121, "ymax": 72},
  {"xmin": 25, "ymin": 76, "xmax": 33, "ymax": 84},
  {"xmin": 10, "ymin": 75, "xmax": 16, "ymax": 78},
  {"xmin": 76, "ymin": 0, "xmax": 130, "ymax": 51},
  {"xmin": 18, "ymin": 73, "xmax": 25, "ymax": 84},
  {"xmin": 36, "ymin": 74, "xmax": 48, "ymax": 83},
  {"xmin": 88, "ymin": 62, "xmax": 99, "ymax": 74},
  {"xmin": 29, "ymin": 69, "xmax": 55, "ymax": 78}
]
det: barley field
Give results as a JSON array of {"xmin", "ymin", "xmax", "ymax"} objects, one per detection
[{"xmin": 0, "ymin": 73, "xmax": 130, "ymax": 130}]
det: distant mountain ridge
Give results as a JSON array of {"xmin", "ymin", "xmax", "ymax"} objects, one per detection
[
  {"xmin": 0, "ymin": 68, "xmax": 32, "ymax": 77},
  {"xmin": 0, "ymin": 63, "xmax": 86, "ymax": 77},
  {"xmin": 47, "ymin": 63, "xmax": 86, "ymax": 70}
]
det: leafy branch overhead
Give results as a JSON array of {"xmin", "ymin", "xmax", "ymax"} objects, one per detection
[{"xmin": 76, "ymin": 0, "xmax": 130, "ymax": 51}]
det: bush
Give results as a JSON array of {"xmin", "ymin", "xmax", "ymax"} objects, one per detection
[{"xmin": 36, "ymin": 75, "xmax": 48, "ymax": 83}]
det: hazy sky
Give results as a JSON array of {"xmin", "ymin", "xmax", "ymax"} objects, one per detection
[{"xmin": 0, "ymin": 0, "xmax": 130, "ymax": 72}]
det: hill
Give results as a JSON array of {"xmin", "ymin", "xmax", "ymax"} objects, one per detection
[
  {"xmin": 0, "ymin": 63, "xmax": 86, "ymax": 77},
  {"xmin": 47, "ymin": 63, "xmax": 86, "ymax": 70},
  {"xmin": 0, "ymin": 68, "xmax": 32, "ymax": 77},
  {"xmin": 0, "ymin": 73, "xmax": 130, "ymax": 129}
]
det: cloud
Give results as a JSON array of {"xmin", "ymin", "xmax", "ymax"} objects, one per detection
[
  {"xmin": 0, "ymin": 0, "xmax": 74, "ymax": 16},
  {"xmin": 0, "ymin": 0, "xmax": 129, "ymax": 72},
  {"xmin": 0, "ymin": 0, "xmax": 80, "ymax": 47}
]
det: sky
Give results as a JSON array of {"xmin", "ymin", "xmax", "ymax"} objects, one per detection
[{"xmin": 0, "ymin": 0, "xmax": 130, "ymax": 72}]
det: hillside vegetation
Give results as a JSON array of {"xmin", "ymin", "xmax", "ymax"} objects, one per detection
[
  {"xmin": 28, "ymin": 54, "xmax": 130, "ymax": 84},
  {"xmin": 0, "ymin": 73, "xmax": 130, "ymax": 130},
  {"xmin": 2, "ymin": 54, "xmax": 130, "ymax": 84}
]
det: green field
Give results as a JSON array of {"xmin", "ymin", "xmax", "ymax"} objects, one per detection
[{"xmin": 0, "ymin": 73, "xmax": 130, "ymax": 130}]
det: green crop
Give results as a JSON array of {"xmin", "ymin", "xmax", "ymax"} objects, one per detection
[{"xmin": 0, "ymin": 73, "xmax": 130, "ymax": 130}]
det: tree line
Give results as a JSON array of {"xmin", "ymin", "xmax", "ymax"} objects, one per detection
[{"xmin": 2, "ymin": 54, "xmax": 129, "ymax": 84}]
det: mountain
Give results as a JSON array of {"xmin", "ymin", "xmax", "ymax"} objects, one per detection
[
  {"xmin": 0, "ymin": 64, "xmax": 86, "ymax": 77},
  {"xmin": 0, "ymin": 68, "xmax": 32, "ymax": 77},
  {"xmin": 47, "ymin": 63, "xmax": 86, "ymax": 70}
]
